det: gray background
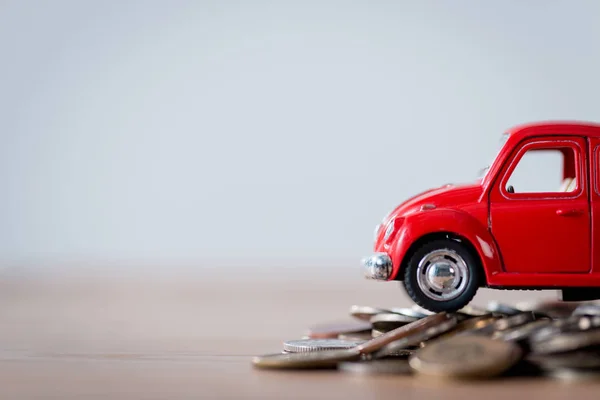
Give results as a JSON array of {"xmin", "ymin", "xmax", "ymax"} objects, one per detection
[{"xmin": 2, "ymin": 0, "xmax": 599, "ymax": 270}]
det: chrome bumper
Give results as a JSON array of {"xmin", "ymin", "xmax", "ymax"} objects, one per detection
[{"xmin": 362, "ymin": 252, "xmax": 392, "ymax": 280}]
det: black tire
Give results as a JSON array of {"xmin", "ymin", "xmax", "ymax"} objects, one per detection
[{"xmin": 403, "ymin": 239, "xmax": 480, "ymax": 313}]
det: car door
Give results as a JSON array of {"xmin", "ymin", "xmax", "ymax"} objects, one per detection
[{"xmin": 489, "ymin": 136, "xmax": 590, "ymax": 274}]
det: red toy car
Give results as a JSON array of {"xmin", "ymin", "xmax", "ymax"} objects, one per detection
[{"xmin": 363, "ymin": 121, "xmax": 600, "ymax": 312}]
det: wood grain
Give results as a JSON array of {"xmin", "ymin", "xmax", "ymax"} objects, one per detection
[{"xmin": 0, "ymin": 265, "xmax": 598, "ymax": 399}]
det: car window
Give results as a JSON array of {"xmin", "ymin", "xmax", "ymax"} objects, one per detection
[{"xmin": 505, "ymin": 147, "xmax": 576, "ymax": 194}]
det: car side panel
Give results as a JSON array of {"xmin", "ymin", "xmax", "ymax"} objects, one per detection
[
  {"xmin": 590, "ymin": 138, "xmax": 600, "ymax": 275},
  {"xmin": 486, "ymin": 272, "xmax": 600, "ymax": 287}
]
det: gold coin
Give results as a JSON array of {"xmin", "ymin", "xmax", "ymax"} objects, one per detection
[
  {"xmin": 409, "ymin": 335, "xmax": 522, "ymax": 379},
  {"xmin": 251, "ymin": 348, "xmax": 361, "ymax": 369}
]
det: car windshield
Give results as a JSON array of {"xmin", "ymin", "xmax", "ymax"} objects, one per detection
[{"xmin": 478, "ymin": 133, "xmax": 509, "ymax": 179}]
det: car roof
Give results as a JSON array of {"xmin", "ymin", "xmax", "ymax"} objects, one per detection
[{"xmin": 506, "ymin": 120, "xmax": 600, "ymax": 139}]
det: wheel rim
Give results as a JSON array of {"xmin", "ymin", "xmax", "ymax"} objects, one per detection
[{"xmin": 416, "ymin": 248, "xmax": 469, "ymax": 301}]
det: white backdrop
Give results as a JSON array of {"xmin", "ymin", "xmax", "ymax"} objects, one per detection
[{"xmin": 1, "ymin": 0, "xmax": 599, "ymax": 268}]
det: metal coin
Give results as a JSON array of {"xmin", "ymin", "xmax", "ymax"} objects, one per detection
[
  {"xmin": 252, "ymin": 348, "xmax": 361, "ymax": 369},
  {"xmin": 528, "ymin": 351, "xmax": 600, "ymax": 369},
  {"xmin": 373, "ymin": 316, "xmax": 458, "ymax": 359},
  {"xmin": 283, "ymin": 339, "xmax": 365, "ymax": 353},
  {"xmin": 388, "ymin": 307, "xmax": 428, "ymax": 319},
  {"xmin": 338, "ymin": 359, "xmax": 413, "ymax": 375},
  {"xmin": 449, "ymin": 315, "xmax": 503, "ymax": 337},
  {"xmin": 486, "ymin": 301, "xmax": 522, "ymax": 316},
  {"xmin": 306, "ymin": 320, "xmax": 372, "ymax": 339},
  {"xmin": 356, "ymin": 312, "xmax": 450, "ymax": 354},
  {"xmin": 378, "ymin": 348, "xmax": 416, "ymax": 358},
  {"xmin": 501, "ymin": 359, "xmax": 544, "ymax": 378},
  {"xmin": 582, "ymin": 316, "xmax": 600, "ymax": 329},
  {"xmin": 516, "ymin": 300, "xmax": 578, "ymax": 319},
  {"xmin": 493, "ymin": 319, "xmax": 552, "ymax": 343},
  {"xmin": 409, "ymin": 304, "xmax": 435, "ymax": 316},
  {"xmin": 493, "ymin": 311, "xmax": 537, "ymax": 332},
  {"xmin": 350, "ymin": 305, "xmax": 388, "ymax": 321},
  {"xmin": 370, "ymin": 313, "xmax": 418, "ymax": 331},
  {"xmin": 448, "ymin": 312, "xmax": 476, "ymax": 322},
  {"xmin": 529, "ymin": 316, "xmax": 588, "ymax": 343},
  {"xmin": 516, "ymin": 300, "xmax": 581, "ymax": 318},
  {"xmin": 338, "ymin": 332, "xmax": 374, "ymax": 341},
  {"xmin": 409, "ymin": 335, "xmax": 522, "ymax": 379},
  {"xmin": 544, "ymin": 367, "xmax": 600, "ymax": 381},
  {"xmin": 458, "ymin": 305, "xmax": 490, "ymax": 317},
  {"xmin": 371, "ymin": 329, "xmax": 384, "ymax": 337},
  {"xmin": 573, "ymin": 303, "xmax": 600, "ymax": 317},
  {"xmin": 530, "ymin": 329, "xmax": 600, "ymax": 354}
]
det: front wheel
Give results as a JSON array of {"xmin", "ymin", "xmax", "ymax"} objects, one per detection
[{"xmin": 403, "ymin": 239, "xmax": 480, "ymax": 313}]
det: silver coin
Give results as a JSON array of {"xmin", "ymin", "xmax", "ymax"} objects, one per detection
[
  {"xmin": 282, "ymin": 339, "xmax": 365, "ymax": 353},
  {"xmin": 486, "ymin": 301, "xmax": 522, "ymax": 316},
  {"xmin": 493, "ymin": 319, "xmax": 552, "ymax": 342},
  {"xmin": 371, "ymin": 312, "xmax": 418, "ymax": 324},
  {"xmin": 370, "ymin": 313, "xmax": 418, "ymax": 332},
  {"xmin": 545, "ymin": 367, "xmax": 600, "ymax": 381},
  {"xmin": 582, "ymin": 316, "xmax": 600, "ymax": 330},
  {"xmin": 573, "ymin": 303, "xmax": 600, "ymax": 317},
  {"xmin": 529, "ymin": 351, "xmax": 600, "ymax": 370},
  {"xmin": 252, "ymin": 348, "xmax": 361, "ymax": 369},
  {"xmin": 516, "ymin": 300, "xmax": 580, "ymax": 319},
  {"xmin": 529, "ymin": 316, "xmax": 586, "ymax": 343},
  {"xmin": 389, "ymin": 307, "xmax": 428, "ymax": 319},
  {"xmin": 458, "ymin": 305, "xmax": 490, "ymax": 317},
  {"xmin": 350, "ymin": 305, "xmax": 388, "ymax": 321},
  {"xmin": 410, "ymin": 304, "xmax": 435, "ymax": 316},
  {"xmin": 493, "ymin": 311, "xmax": 537, "ymax": 332},
  {"xmin": 530, "ymin": 329, "xmax": 600, "ymax": 354},
  {"xmin": 338, "ymin": 359, "xmax": 413, "ymax": 375}
]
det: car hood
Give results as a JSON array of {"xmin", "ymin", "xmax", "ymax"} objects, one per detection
[{"xmin": 383, "ymin": 181, "xmax": 484, "ymax": 223}]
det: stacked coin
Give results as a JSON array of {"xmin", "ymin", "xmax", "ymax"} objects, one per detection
[{"xmin": 252, "ymin": 300, "xmax": 600, "ymax": 380}]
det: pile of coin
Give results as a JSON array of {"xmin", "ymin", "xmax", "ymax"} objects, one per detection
[{"xmin": 251, "ymin": 300, "xmax": 600, "ymax": 380}]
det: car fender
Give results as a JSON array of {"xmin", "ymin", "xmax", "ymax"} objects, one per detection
[{"xmin": 388, "ymin": 208, "xmax": 502, "ymax": 283}]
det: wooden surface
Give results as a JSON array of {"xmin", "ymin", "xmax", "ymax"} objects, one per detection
[{"xmin": 1, "ymin": 265, "xmax": 600, "ymax": 399}]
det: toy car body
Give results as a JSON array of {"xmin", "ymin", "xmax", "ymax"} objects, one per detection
[{"xmin": 362, "ymin": 121, "xmax": 600, "ymax": 312}]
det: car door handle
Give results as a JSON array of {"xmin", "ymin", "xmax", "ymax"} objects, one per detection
[{"xmin": 556, "ymin": 209, "xmax": 585, "ymax": 217}]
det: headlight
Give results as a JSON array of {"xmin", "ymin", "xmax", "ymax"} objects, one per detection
[{"xmin": 383, "ymin": 219, "xmax": 395, "ymax": 240}]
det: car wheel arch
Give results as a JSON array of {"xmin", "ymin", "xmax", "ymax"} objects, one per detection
[{"xmin": 394, "ymin": 231, "xmax": 487, "ymax": 287}]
